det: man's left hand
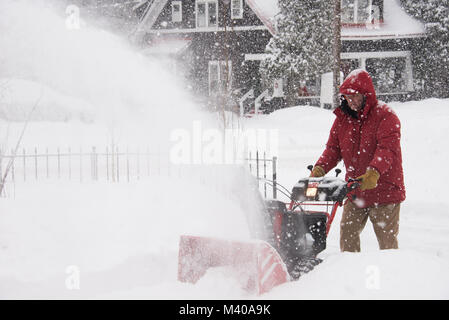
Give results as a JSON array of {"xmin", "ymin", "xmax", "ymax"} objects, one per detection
[{"xmin": 356, "ymin": 168, "xmax": 380, "ymax": 191}]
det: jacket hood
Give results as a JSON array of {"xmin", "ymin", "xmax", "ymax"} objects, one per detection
[{"xmin": 339, "ymin": 69, "xmax": 378, "ymax": 116}]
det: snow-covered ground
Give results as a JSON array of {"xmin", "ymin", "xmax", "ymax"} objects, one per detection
[
  {"xmin": 1, "ymin": 99, "xmax": 448, "ymax": 300},
  {"xmin": 1, "ymin": 0, "xmax": 448, "ymax": 300}
]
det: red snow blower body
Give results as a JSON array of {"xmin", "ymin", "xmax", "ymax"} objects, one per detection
[{"xmin": 178, "ymin": 171, "xmax": 359, "ymax": 295}]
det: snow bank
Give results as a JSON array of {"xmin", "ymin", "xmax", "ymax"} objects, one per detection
[
  {"xmin": 266, "ymin": 249, "xmax": 449, "ymax": 299},
  {"xmin": 0, "ymin": 168, "xmax": 265, "ymax": 299}
]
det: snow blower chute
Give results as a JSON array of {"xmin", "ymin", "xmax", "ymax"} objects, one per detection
[{"xmin": 178, "ymin": 167, "xmax": 360, "ymax": 295}]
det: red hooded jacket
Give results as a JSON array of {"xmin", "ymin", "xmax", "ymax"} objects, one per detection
[{"xmin": 316, "ymin": 69, "xmax": 406, "ymax": 208}]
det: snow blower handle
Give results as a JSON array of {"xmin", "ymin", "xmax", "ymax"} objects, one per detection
[
  {"xmin": 346, "ymin": 178, "xmax": 362, "ymax": 201},
  {"xmin": 326, "ymin": 178, "xmax": 361, "ymax": 235}
]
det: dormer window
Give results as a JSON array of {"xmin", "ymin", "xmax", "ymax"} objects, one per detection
[
  {"xmin": 231, "ymin": 0, "xmax": 243, "ymax": 19},
  {"xmin": 341, "ymin": 0, "xmax": 382, "ymax": 25},
  {"xmin": 172, "ymin": 1, "xmax": 182, "ymax": 23},
  {"xmin": 196, "ymin": 0, "xmax": 218, "ymax": 28}
]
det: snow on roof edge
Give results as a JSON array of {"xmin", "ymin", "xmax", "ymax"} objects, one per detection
[
  {"xmin": 341, "ymin": 0, "xmax": 426, "ymax": 39},
  {"xmin": 246, "ymin": 0, "xmax": 280, "ymax": 35}
]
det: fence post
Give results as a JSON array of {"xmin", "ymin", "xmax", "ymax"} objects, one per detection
[
  {"xmin": 95, "ymin": 147, "xmax": 98, "ymax": 180},
  {"xmin": 106, "ymin": 146, "xmax": 109, "ymax": 181},
  {"xmin": 34, "ymin": 147, "xmax": 38, "ymax": 180},
  {"xmin": 263, "ymin": 151, "xmax": 267, "ymax": 199},
  {"xmin": 157, "ymin": 146, "xmax": 161, "ymax": 176},
  {"xmin": 256, "ymin": 150, "xmax": 260, "ymax": 189},
  {"xmin": 111, "ymin": 144, "xmax": 115, "ymax": 183},
  {"xmin": 11, "ymin": 149, "xmax": 15, "ymax": 184},
  {"xmin": 57, "ymin": 147, "xmax": 61, "ymax": 179},
  {"xmin": 136, "ymin": 147, "xmax": 140, "ymax": 180},
  {"xmin": 0, "ymin": 149, "xmax": 3, "ymax": 186},
  {"xmin": 146, "ymin": 146, "xmax": 150, "ymax": 177},
  {"xmin": 126, "ymin": 146, "xmax": 130, "ymax": 183},
  {"xmin": 80, "ymin": 147, "xmax": 83, "ymax": 182},
  {"xmin": 116, "ymin": 146, "xmax": 120, "ymax": 182},
  {"xmin": 90, "ymin": 147, "xmax": 93, "ymax": 180},
  {"xmin": 272, "ymin": 156, "xmax": 277, "ymax": 199},
  {"xmin": 46, "ymin": 148, "xmax": 49, "ymax": 179},
  {"xmin": 23, "ymin": 148, "xmax": 26, "ymax": 182},
  {"xmin": 0, "ymin": 149, "xmax": 3, "ymax": 187},
  {"xmin": 68, "ymin": 147, "xmax": 72, "ymax": 180},
  {"xmin": 91, "ymin": 146, "xmax": 97, "ymax": 181}
]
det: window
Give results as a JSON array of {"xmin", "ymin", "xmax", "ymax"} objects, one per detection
[
  {"xmin": 231, "ymin": 0, "xmax": 243, "ymax": 19},
  {"xmin": 196, "ymin": 0, "xmax": 217, "ymax": 28},
  {"xmin": 172, "ymin": 1, "xmax": 182, "ymax": 23},
  {"xmin": 341, "ymin": 51, "xmax": 414, "ymax": 94},
  {"xmin": 366, "ymin": 57, "xmax": 411, "ymax": 94},
  {"xmin": 208, "ymin": 60, "xmax": 232, "ymax": 96},
  {"xmin": 197, "ymin": 2, "xmax": 206, "ymax": 27},
  {"xmin": 341, "ymin": 0, "xmax": 381, "ymax": 25}
]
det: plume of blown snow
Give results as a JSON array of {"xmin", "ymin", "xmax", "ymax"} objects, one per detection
[{"xmin": 0, "ymin": 0, "xmax": 212, "ymax": 148}]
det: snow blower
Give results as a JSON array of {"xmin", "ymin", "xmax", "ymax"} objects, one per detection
[{"xmin": 178, "ymin": 167, "xmax": 360, "ymax": 295}]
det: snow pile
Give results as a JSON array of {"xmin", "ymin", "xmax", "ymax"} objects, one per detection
[{"xmin": 0, "ymin": 167, "xmax": 266, "ymax": 299}]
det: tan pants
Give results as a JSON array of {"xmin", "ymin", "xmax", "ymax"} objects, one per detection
[{"xmin": 340, "ymin": 201, "xmax": 400, "ymax": 252}]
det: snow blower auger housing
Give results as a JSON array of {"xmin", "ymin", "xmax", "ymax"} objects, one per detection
[
  {"xmin": 178, "ymin": 168, "xmax": 359, "ymax": 295},
  {"xmin": 264, "ymin": 174, "xmax": 359, "ymax": 280}
]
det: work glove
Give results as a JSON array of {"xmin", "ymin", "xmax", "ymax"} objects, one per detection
[
  {"xmin": 310, "ymin": 165, "xmax": 325, "ymax": 178},
  {"xmin": 356, "ymin": 168, "xmax": 380, "ymax": 191}
]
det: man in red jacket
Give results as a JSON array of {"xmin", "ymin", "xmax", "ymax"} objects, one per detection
[{"xmin": 311, "ymin": 69, "xmax": 406, "ymax": 252}]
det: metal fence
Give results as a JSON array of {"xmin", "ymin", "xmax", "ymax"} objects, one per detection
[
  {"xmin": 0, "ymin": 146, "xmax": 168, "ymax": 184},
  {"xmin": 0, "ymin": 146, "xmax": 278, "ymax": 199},
  {"xmin": 246, "ymin": 151, "xmax": 278, "ymax": 200}
]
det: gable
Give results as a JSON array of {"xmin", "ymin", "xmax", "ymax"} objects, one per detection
[{"xmin": 136, "ymin": 0, "xmax": 277, "ymax": 33}]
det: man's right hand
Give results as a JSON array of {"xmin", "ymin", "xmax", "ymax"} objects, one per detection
[{"xmin": 310, "ymin": 165, "xmax": 325, "ymax": 177}]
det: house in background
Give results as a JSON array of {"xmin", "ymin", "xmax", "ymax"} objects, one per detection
[
  {"xmin": 340, "ymin": 0, "xmax": 426, "ymax": 103},
  {"xmin": 131, "ymin": 0, "xmax": 278, "ymax": 114},
  {"xmin": 132, "ymin": 0, "xmax": 427, "ymax": 113}
]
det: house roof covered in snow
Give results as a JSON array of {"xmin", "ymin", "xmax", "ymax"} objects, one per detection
[
  {"xmin": 246, "ymin": 0, "xmax": 280, "ymax": 35},
  {"xmin": 133, "ymin": 0, "xmax": 423, "ymax": 40},
  {"xmin": 341, "ymin": 0, "xmax": 426, "ymax": 40}
]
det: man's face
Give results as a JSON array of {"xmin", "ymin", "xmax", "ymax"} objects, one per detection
[{"xmin": 344, "ymin": 93, "xmax": 364, "ymax": 112}]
